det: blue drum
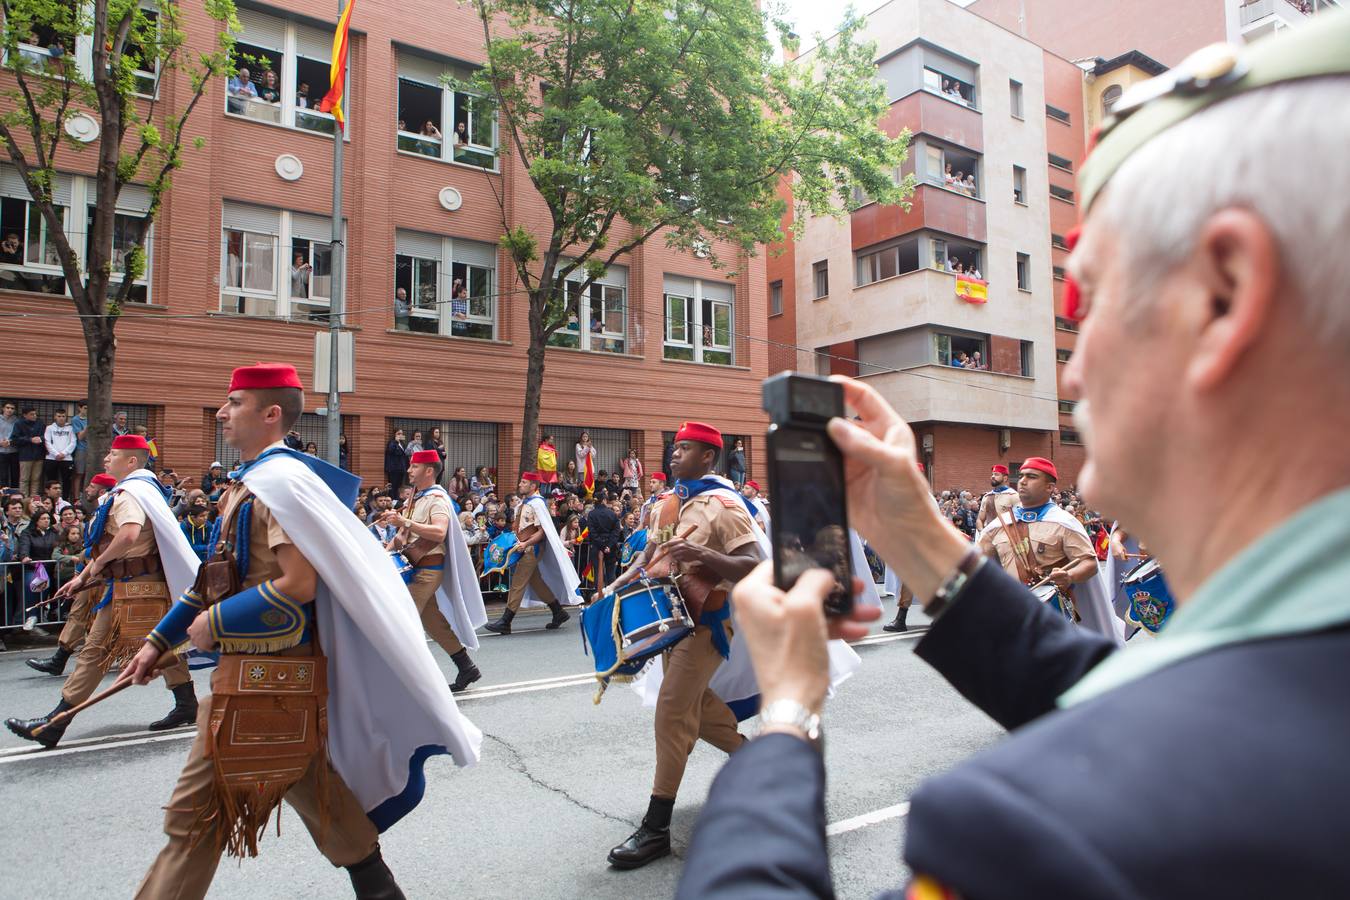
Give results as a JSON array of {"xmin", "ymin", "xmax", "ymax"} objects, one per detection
[
  {"xmin": 481, "ymin": 533, "xmax": 523, "ymax": 577},
  {"xmin": 582, "ymin": 577, "xmax": 693, "ymax": 688},
  {"xmin": 389, "ymin": 552, "xmax": 415, "ymax": 584},
  {"xmin": 1123, "ymin": 558, "xmax": 1175, "ymax": 634}
]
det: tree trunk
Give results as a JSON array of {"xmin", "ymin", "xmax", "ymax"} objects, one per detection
[
  {"xmin": 517, "ymin": 289, "xmax": 548, "ymax": 480},
  {"xmin": 82, "ymin": 318, "xmax": 117, "ymax": 477}
]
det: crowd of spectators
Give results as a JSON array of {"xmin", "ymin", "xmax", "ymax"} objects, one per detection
[
  {"xmin": 941, "ymin": 163, "xmax": 978, "ymax": 198},
  {"xmin": 947, "ymin": 350, "xmax": 987, "ymax": 370}
]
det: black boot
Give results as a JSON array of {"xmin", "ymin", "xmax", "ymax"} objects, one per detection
[
  {"xmin": 608, "ymin": 796, "xmax": 674, "ymax": 869},
  {"xmin": 26, "ymin": 645, "xmax": 72, "ymax": 676},
  {"xmin": 483, "ymin": 608, "xmax": 514, "ymax": 635},
  {"xmin": 883, "ymin": 606, "xmax": 909, "ymax": 633},
  {"xmin": 448, "ymin": 649, "xmax": 481, "ymax": 694},
  {"xmin": 346, "ymin": 847, "xmax": 406, "ymax": 900},
  {"xmin": 148, "ymin": 683, "xmax": 198, "ymax": 731},
  {"xmin": 5, "ymin": 699, "xmax": 72, "ymax": 749},
  {"xmin": 545, "ymin": 602, "xmax": 571, "ymax": 630}
]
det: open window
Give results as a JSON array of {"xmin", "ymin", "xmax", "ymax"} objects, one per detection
[
  {"xmin": 664, "ymin": 275, "xmax": 734, "ymax": 366},
  {"xmin": 396, "ymin": 51, "xmax": 498, "ymax": 171},
  {"xmin": 549, "ymin": 264, "xmax": 628, "ymax": 354},
  {"xmin": 923, "ymin": 67, "xmax": 975, "ymax": 107},
  {"xmin": 923, "ymin": 142, "xmax": 981, "ymax": 198},
  {"xmin": 930, "ymin": 236, "xmax": 983, "ymax": 279},
  {"xmin": 934, "ymin": 331, "xmax": 988, "ymax": 370},
  {"xmin": 856, "ymin": 236, "xmax": 920, "ymax": 287},
  {"xmin": 392, "ymin": 230, "xmax": 497, "ymax": 339}
]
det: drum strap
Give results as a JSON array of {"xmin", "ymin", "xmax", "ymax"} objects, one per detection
[{"xmin": 995, "ymin": 512, "xmax": 1038, "ymax": 585}]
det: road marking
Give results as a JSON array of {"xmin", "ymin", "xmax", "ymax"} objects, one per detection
[
  {"xmin": 0, "ymin": 730, "xmax": 197, "ymax": 764},
  {"xmin": 826, "ymin": 801, "xmax": 911, "ymax": 836},
  {"xmin": 0, "ymin": 725, "xmax": 194, "ymax": 758}
]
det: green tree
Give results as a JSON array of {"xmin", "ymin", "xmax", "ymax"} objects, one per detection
[
  {"xmin": 0, "ymin": 0, "xmax": 237, "ymax": 467},
  {"xmin": 468, "ymin": 0, "xmax": 913, "ymax": 474}
]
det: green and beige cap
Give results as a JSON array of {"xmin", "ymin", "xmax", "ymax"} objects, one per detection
[{"xmin": 1079, "ymin": 10, "xmax": 1350, "ymax": 214}]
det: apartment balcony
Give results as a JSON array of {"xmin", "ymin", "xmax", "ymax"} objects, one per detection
[
  {"xmin": 881, "ymin": 90, "xmax": 984, "ymax": 154},
  {"xmin": 858, "ymin": 365, "xmax": 1057, "ymax": 431},
  {"xmin": 1238, "ymin": 0, "xmax": 1313, "ymax": 39},
  {"xmin": 852, "ymin": 183, "xmax": 986, "ymax": 250}
]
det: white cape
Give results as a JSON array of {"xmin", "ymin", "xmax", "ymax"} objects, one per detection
[
  {"xmin": 1098, "ymin": 523, "xmax": 1143, "ymax": 621},
  {"xmin": 630, "ymin": 476, "xmax": 862, "ymax": 715},
  {"xmin": 420, "ymin": 486, "xmax": 488, "ymax": 650},
  {"xmin": 117, "ymin": 470, "xmax": 199, "ymax": 600},
  {"xmin": 242, "ymin": 451, "xmax": 481, "ymax": 831},
  {"xmin": 519, "ymin": 494, "xmax": 582, "ymax": 607}
]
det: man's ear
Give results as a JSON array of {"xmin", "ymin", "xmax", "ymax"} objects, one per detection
[{"xmin": 1185, "ymin": 208, "xmax": 1281, "ymax": 393}]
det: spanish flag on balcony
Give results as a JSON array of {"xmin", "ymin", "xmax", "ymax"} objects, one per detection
[
  {"xmin": 955, "ymin": 276, "xmax": 988, "ymax": 304},
  {"xmin": 317, "ymin": 0, "xmax": 354, "ymax": 130}
]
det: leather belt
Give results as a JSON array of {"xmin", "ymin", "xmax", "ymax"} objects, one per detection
[
  {"xmin": 414, "ymin": 554, "xmax": 445, "ymax": 568},
  {"xmin": 104, "ymin": 555, "xmax": 161, "ymax": 580}
]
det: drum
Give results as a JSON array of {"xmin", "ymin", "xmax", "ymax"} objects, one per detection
[
  {"xmin": 582, "ymin": 576, "xmax": 694, "ymax": 687},
  {"xmin": 389, "ymin": 552, "xmax": 415, "ymax": 584},
  {"xmin": 1122, "ymin": 558, "xmax": 1175, "ymax": 634},
  {"xmin": 1031, "ymin": 581, "xmax": 1077, "ymax": 623},
  {"xmin": 481, "ymin": 533, "xmax": 522, "ymax": 577}
]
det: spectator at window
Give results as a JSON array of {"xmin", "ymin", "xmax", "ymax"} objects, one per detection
[
  {"xmin": 451, "ymin": 278, "xmax": 469, "ymax": 319},
  {"xmin": 942, "ymin": 163, "xmax": 954, "ymax": 187},
  {"xmin": 964, "ymin": 174, "xmax": 977, "ymax": 196},
  {"xmin": 384, "ymin": 429, "xmax": 408, "ymax": 493},
  {"xmin": 228, "ymin": 67, "xmax": 258, "ymax": 99},
  {"xmin": 620, "ymin": 448, "xmax": 643, "ymax": 493},
  {"xmin": 394, "ymin": 286, "xmax": 410, "ymax": 330},
  {"xmin": 42, "ymin": 409, "xmax": 76, "ymax": 495},
  {"xmin": 14, "ymin": 407, "xmax": 45, "ymax": 497},
  {"xmin": 470, "ymin": 466, "xmax": 494, "ymax": 495},
  {"xmin": 397, "ymin": 118, "xmax": 407, "ymax": 133},
  {"xmin": 296, "ymin": 80, "xmax": 311, "ymax": 109},
  {"xmin": 969, "ymin": 350, "xmax": 985, "ymax": 370},
  {"xmin": 969, "ymin": 266, "xmax": 983, "ymax": 280},
  {"xmin": 953, "ymin": 261, "xmax": 965, "ymax": 275},
  {"xmin": 454, "ymin": 121, "xmax": 469, "ymax": 145},
  {"xmin": 448, "ymin": 466, "xmax": 470, "ymax": 504},
  {"xmin": 338, "ymin": 433, "xmax": 350, "ymax": 471},
  {"xmin": 291, "ymin": 253, "xmax": 312, "ymax": 299},
  {"xmin": 406, "ymin": 431, "xmax": 424, "ymax": 455},
  {"xmin": 727, "ymin": 438, "xmax": 747, "ymax": 488},
  {"xmin": 0, "ymin": 232, "xmax": 21, "ymax": 264},
  {"xmin": 951, "ymin": 351, "xmax": 970, "ymax": 368},
  {"xmin": 428, "ymin": 427, "xmax": 447, "ymax": 463},
  {"xmin": 257, "ymin": 69, "xmax": 281, "ymax": 104},
  {"xmin": 112, "ymin": 410, "xmax": 129, "ymax": 436},
  {"xmin": 421, "ymin": 120, "xmax": 442, "ymax": 140}
]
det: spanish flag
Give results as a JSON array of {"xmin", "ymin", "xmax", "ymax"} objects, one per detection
[
  {"xmin": 317, "ymin": 0, "xmax": 354, "ymax": 130},
  {"xmin": 955, "ymin": 276, "xmax": 988, "ymax": 304},
  {"xmin": 582, "ymin": 452, "xmax": 595, "ymax": 498}
]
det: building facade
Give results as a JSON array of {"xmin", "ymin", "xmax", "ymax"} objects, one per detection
[
  {"xmin": 770, "ymin": 0, "xmax": 1087, "ymax": 490},
  {"xmin": 0, "ymin": 0, "xmax": 770, "ymax": 488}
]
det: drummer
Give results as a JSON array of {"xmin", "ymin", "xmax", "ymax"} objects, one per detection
[
  {"xmin": 976, "ymin": 464, "xmax": 1018, "ymax": 530},
  {"xmin": 599, "ymin": 421, "xmax": 763, "ymax": 870},
  {"xmin": 975, "ymin": 457, "xmax": 1121, "ymax": 642}
]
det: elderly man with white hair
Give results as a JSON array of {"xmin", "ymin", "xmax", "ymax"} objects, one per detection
[{"xmin": 676, "ymin": 14, "xmax": 1350, "ymax": 900}]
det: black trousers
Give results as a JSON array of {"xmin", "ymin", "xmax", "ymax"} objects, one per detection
[
  {"xmin": 43, "ymin": 459, "xmax": 74, "ymax": 495},
  {"xmin": 0, "ymin": 454, "xmax": 17, "ymax": 489}
]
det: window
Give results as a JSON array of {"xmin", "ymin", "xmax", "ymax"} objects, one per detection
[
  {"xmin": 1016, "ymin": 252, "xmax": 1030, "ymax": 291},
  {"xmin": 121, "ymin": 5, "xmax": 160, "ymax": 97},
  {"xmin": 1051, "ymin": 233, "xmax": 1068, "ymax": 250},
  {"xmin": 1060, "ymin": 427, "xmax": 1083, "ymax": 445},
  {"xmin": 770, "ymin": 280, "xmax": 783, "ymax": 316},
  {"xmin": 0, "ymin": 170, "xmax": 68, "ymax": 295},
  {"xmin": 930, "ymin": 236, "xmax": 983, "ymax": 277},
  {"xmin": 1048, "ymin": 153, "xmax": 1074, "ymax": 173},
  {"xmin": 548, "ymin": 264, "xmax": 628, "ymax": 354},
  {"xmin": 923, "ymin": 67, "xmax": 975, "ymax": 107},
  {"xmin": 1056, "ymin": 348, "xmax": 1073, "ymax": 363},
  {"xmin": 396, "ymin": 52, "xmax": 498, "ymax": 170},
  {"xmin": 1009, "ymin": 79, "xmax": 1024, "ymax": 118},
  {"xmin": 1049, "ymin": 184, "xmax": 1075, "ymax": 204},
  {"xmin": 391, "ymin": 418, "xmax": 498, "ymax": 475},
  {"xmin": 1055, "ymin": 316, "xmax": 1079, "ymax": 332},
  {"xmin": 1020, "ymin": 340, "xmax": 1035, "ymax": 377},
  {"xmin": 663, "ymin": 275, "xmax": 735, "ymax": 366},
  {"xmin": 1058, "ymin": 399, "xmax": 1077, "ymax": 414},
  {"xmin": 393, "ymin": 230, "xmax": 497, "ymax": 340},
  {"xmin": 220, "ymin": 203, "xmax": 347, "ymax": 320},
  {"xmin": 813, "ymin": 261, "xmax": 829, "ymax": 299},
  {"xmin": 226, "ymin": 10, "xmax": 344, "ymax": 138},
  {"xmin": 1101, "ymin": 84, "xmax": 1123, "ymax": 118},
  {"xmin": 216, "ymin": 411, "xmax": 349, "ymax": 469},
  {"xmin": 1012, "ymin": 166, "xmax": 1026, "ymax": 204},
  {"xmin": 924, "ymin": 141, "xmax": 980, "ymax": 198},
  {"xmin": 933, "ymin": 331, "xmax": 987, "ymax": 369},
  {"xmin": 85, "ymin": 202, "xmax": 153, "ymax": 303},
  {"xmin": 856, "ymin": 237, "xmax": 920, "ymax": 287},
  {"xmin": 1046, "ymin": 104, "xmax": 1071, "ymax": 124}
]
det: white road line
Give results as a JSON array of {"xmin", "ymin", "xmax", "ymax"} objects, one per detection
[
  {"xmin": 826, "ymin": 801, "xmax": 911, "ymax": 836},
  {"xmin": 0, "ymin": 725, "xmax": 193, "ymax": 758},
  {"xmin": 457, "ymin": 677, "xmax": 596, "ymax": 702},
  {"xmin": 0, "ymin": 730, "xmax": 196, "ymax": 764}
]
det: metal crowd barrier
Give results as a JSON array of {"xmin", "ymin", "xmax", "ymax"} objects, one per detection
[{"xmin": 0, "ymin": 557, "xmax": 75, "ymax": 631}]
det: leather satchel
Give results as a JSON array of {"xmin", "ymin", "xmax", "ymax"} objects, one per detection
[{"xmin": 106, "ymin": 579, "xmax": 172, "ymax": 671}]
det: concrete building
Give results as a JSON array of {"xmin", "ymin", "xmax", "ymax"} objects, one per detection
[
  {"xmin": 0, "ymin": 0, "xmax": 769, "ymax": 488},
  {"xmin": 769, "ymin": 0, "xmax": 1087, "ymax": 490}
]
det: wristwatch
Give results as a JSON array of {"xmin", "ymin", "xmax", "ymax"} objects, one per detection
[{"xmin": 758, "ymin": 698, "xmax": 822, "ymax": 749}]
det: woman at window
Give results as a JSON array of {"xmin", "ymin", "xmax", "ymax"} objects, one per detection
[
  {"xmin": 258, "ymin": 69, "xmax": 281, "ymax": 104},
  {"xmin": 454, "ymin": 121, "xmax": 469, "ymax": 145},
  {"xmin": 421, "ymin": 120, "xmax": 442, "ymax": 140},
  {"xmin": 470, "ymin": 465, "xmax": 494, "ymax": 495},
  {"xmin": 384, "ymin": 428, "xmax": 409, "ymax": 493},
  {"xmin": 407, "ymin": 431, "xmax": 424, "ymax": 455}
]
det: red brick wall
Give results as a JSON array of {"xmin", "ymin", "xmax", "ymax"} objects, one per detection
[{"xmin": 913, "ymin": 422, "xmax": 1052, "ymax": 494}]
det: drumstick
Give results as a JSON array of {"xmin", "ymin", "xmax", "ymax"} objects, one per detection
[
  {"xmin": 645, "ymin": 526, "xmax": 697, "ymax": 570},
  {"xmin": 32, "ymin": 649, "xmax": 182, "ymax": 736}
]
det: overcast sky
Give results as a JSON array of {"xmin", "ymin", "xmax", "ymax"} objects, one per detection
[{"xmin": 779, "ymin": 0, "xmax": 976, "ymax": 52}]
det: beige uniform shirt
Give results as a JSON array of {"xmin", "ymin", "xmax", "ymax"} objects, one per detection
[
  {"xmin": 218, "ymin": 486, "xmax": 292, "ymax": 589},
  {"xmin": 977, "ymin": 488, "xmax": 1019, "ymax": 530},
  {"xmin": 404, "ymin": 490, "xmax": 451, "ymax": 555},
  {"xmin": 105, "ymin": 491, "xmax": 158, "ymax": 560},
  {"xmin": 516, "ymin": 497, "xmax": 542, "ymax": 533},
  {"xmin": 648, "ymin": 493, "xmax": 761, "ymax": 590},
  {"xmin": 979, "ymin": 512, "xmax": 1096, "ymax": 582}
]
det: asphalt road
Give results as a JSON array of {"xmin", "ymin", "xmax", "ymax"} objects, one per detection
[{"xmin": 0, "ymin": 596, "xmax": 1003, "ymax": 899}]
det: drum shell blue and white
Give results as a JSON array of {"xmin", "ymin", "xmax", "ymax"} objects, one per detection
[{"xmin": 1122, "ymin": 558, "xmax": 1175, "ymax": 634}]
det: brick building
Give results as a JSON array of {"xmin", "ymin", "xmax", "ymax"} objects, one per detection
[
  {"xmin": 769, "ymin": 0, "xmax": 1087, "ymax": 491},
  {"xmin": 0, "ymin": 0, "xmax": 770, "ymax": 488}
]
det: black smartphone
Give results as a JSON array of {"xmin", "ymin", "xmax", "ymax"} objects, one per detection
[{"xmin": 766, "ymin": 422, "xmax": 853, "ymax": 617}]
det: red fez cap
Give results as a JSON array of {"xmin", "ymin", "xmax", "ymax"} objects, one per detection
[
  {"xmin": 90, "ymin": 473, "xmax": 118, "ymax": 488},
  {"xmin": 410, "ymin": 450, "xmax": 440, "ymax": 465},
  {"xmin": 229, "ymin": 363, "xmax": 303, "ymax": 392},
  {"xmin": 674, "ymin": 421, "xmax": 723, "ymax": 449},
  {"xmin": 991, "ymin": 464, "xmax": 1010, "ymax": 475},
  {"xmin": 650, "ymin": 472, "xmax": 667, "ymax": 481},
  {"xmin": 520, "ymin": 471, "xmax": 540, "ymax": 482},
  {"xmin": 1020, "ymin": 457, "xmax": 1058, "ymax": 481},
  {"xmin": 744, "ymin": 480, "xmax": 760, "ymax": 491},
  {"xmin": 110, "ymin": 434, "xmax": 150, "ymax": 451}
]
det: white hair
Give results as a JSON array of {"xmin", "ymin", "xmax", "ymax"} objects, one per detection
[{"xmin": 1099, "ymin": 77, "xmax": 1350, "ymax": 349}]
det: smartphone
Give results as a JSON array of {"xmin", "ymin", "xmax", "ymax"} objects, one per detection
[{"xmin": 766, "ymin": 423, "xmax": 854, "ymax": 617}]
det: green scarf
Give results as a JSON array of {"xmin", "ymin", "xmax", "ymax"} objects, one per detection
[{"xmin": 1060, "ymin": 486, "xmax": 1350, "ymax": 707}]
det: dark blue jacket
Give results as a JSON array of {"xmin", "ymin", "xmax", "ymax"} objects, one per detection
[
  {"xmin": 13, "ymin": 418, "xmax": 44, "ymax": 462},
  {"xmin": 677, "ymin": 561, "xmax": 1350, "ymax": 900}
]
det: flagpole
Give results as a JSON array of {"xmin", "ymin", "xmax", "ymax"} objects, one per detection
[{"xmin": 325, "ymin": 0, "xmax": 345, "ymax": 469}]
